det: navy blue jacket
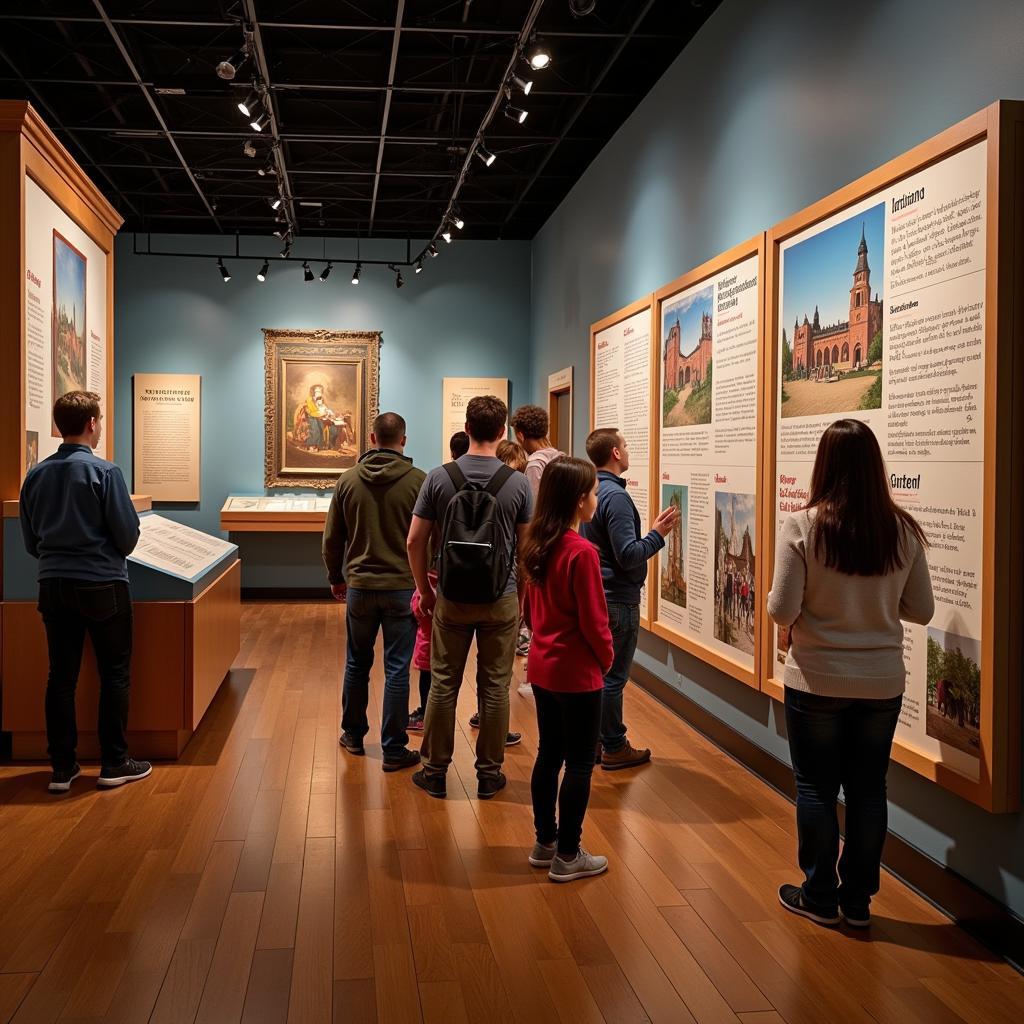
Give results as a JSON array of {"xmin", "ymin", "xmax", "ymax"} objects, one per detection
[
  {"xmin": 20, "ymin": 444, "xmax": 141, "ymax": 583},
  {"xmin": 580, "ymin": 470, "xmax": 664, "ymax": 605}
]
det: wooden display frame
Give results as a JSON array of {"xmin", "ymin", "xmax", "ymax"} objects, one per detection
[
  {"xmin": 589, "ymin": 295, "xmax": 658, "ymax": 630},
  {"xmin": 650, "ymin": 235, "xmax": 766, "ymax": 690},
  {"xmin": 0, "ymin": 101, "xmax": 121, "ymax": 598},
  {"xmin": 761, "ymin": 100, "xmax": 1024, "ymax": 812}
]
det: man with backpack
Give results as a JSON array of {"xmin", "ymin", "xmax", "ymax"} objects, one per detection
[{"xmin": 407, "ymin": 395, "xmax": 533, "ymax": 800}]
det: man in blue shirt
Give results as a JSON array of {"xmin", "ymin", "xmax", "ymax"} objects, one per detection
[
  {"xmin": 20, "ymin": 391, "xmax": 151, "ymax": 792},
  {"xmin": 580, "ymin": 428, "xmax": 679, "ymax": 770}
]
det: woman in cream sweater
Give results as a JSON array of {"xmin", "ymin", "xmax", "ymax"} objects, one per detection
[{"xmin": 767, "ymin": 419, "xmax": 934, "ymax": 928}]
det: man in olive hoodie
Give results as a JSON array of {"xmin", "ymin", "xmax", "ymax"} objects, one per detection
[{"xmin": 323, "ymin": 412, "xmax": 426, "ymax": 771}]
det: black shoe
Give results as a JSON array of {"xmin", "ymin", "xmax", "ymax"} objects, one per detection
[
  {"xmin": 469, "ymin": 712, "xmax": 480, "ymax": 729},
  {"xmin": 48, "ymin": 763, "xmax": 81, "ymax": 793},
  {"xmin": 505, "ymin": 731, "xmax": 522, "ymax": 747},
  {"xmin": 98, "ymin": 758, "xmax": 153, "ymax": 788},
  {"xmin": 778, "ymin": 884, "xmax": 840, "ymax": 926},
  {"xmin": 840, "ymin": 905, "xmax": 871, "ymax": 928},
  {"xmin": 413, "ymin": 769, "xmax": 446, "ymax": 799},
  {"xmin": 383, "ymin": 748, "xmax": 421, "ymax": 773},
  {"xmin": 477, "ymin": 772, "xmax": 507, "ymax": 800},
  {"xmin": 339, "ymin": 733, "xmax": 365, "ymax": 756}
]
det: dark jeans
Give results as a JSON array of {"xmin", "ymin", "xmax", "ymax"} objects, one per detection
[
  {"xmin": 601, "ymin": 602, "xmax": 639, "ymax": 752},
  {"xmin": 784, "ymin": 687, "xmax": 902, "ymax": 913},
  {"xmin": 39, "ymin": 578, "xmax": 133, "ymax": 771},
  {"xmin": 531, "ymin": 685, "xmax": 602, "ymax": 857},
  {"xmin": 341, "ymin": 587, "xmax": 416, "ymax": 758}
]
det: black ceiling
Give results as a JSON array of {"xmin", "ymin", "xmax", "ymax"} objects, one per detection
[{"xmin": 0, "ymin": 0, "xmax": 720, "ymax": 241}]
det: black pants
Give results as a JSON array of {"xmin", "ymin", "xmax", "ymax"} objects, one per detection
[
  {"xmin": 39, "ymin": 578, "xmax": 133, "ymax": 771},
  {"xmin": 418, "ymin": 670, "xmax": 431, "ymax": 710},
  {"xmin": 531, "ymin": 685, "xmax": 602, "ymax": 857},
  {"xmin": 784, "ymin": 687, "xmax": 902, "ymax": 913}
]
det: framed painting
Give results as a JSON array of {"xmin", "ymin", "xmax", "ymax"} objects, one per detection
[
  {"xmin": 263, "ymin": 328, "xmax": 380, "ymax": 489},
  {"xmin": 51, "ymin": 229, "xmax": 87, "ymax": 436}
]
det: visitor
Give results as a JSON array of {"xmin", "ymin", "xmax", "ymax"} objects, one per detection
[
  {"xmin": 510, "ymin": 405, "xmax": 564, "ymax": 660},
  {"xmin": 580, "ymin": 428, "xmax": 679, "ymax": 769},
  {"xmin": 449, "ymin": 430, "xmax": 470, "ymax": 460},
  {"xmin": 521, "ymin": 456, "xmax": 613, "ymax": 882},
  {"xmin": 496, "ymin": 439, "xmax": 528, "ymax": 474},
  {"xmin": 767, "ymin": 418, "xmax": 934, "ymax": 928},
  {"xmin": 19, "ymin": 391, "xmax": 151, "ymax": 792},
  {"xmin": 408, "ymin": 570, "xmax": 436, "ymax": 733},
  {"xmin": 323, "ymin": 412, "xmax": 425, "ymax": 771},
  {"xmin": 408, "ymin": 396, "xmax": 532, "ymax": 800}
]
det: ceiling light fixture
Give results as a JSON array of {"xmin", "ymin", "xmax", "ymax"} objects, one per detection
[
  {"xmin": 414, "ymin": 258, "xmax": 423, "ymax": 274},
  {"xmin": 280, "ymin": 242, "xmax": 292, "ymax": 258},
  {"xmin": 216, "ymin": 47, "xmax": 248, "ymax": 81},
  {"xmin": 303, "ymin": 262, "xmax": 314, "ymax": 282},
  {"xmin": 505, "ymin": 104, "xmax": 528, "ymax": 124},
  {"xmin": 452, "ymin": 212, "xmax": 465, "ymax": 230},
  {"xmin": 441, "ymin": 227, "xmax": 452, "ymax": 244},
  {"xmin": 242, "ymin": 139, "xmax": 257, "ymax": 158},
  {"xmin": 428, "ymin": 241, "xmax": 439, "ymax": 258},
  {"xmin": 237, "ymin": 91, "xmax": 259, "ymax": 117},
  {"xmin": 351, "ymin": 263, "xmax": 362, "ymax": 285},
  {"xmin": 218, "ymin": 258, "xmax": 231, "ymax": 282},
  {"xmin": 319, "ymin": 262, "xmax": 333, "ymax": 282},
  {"xmin": 257, "ymin": 259, "xmax": 269, "ymax": 282},
  {"xmin": 250, "ymin": 112, "xmax": 268, "ymax": 133},
  {"xmin": 476, "ymin": 143, "xmax": 496, "ymax": 167},
  {"xmin": 270, "ymin": 196, "xmax": 282, "ymax": 210},
  {"xmin": 258, "ymin": 160, "xmax": 275, "ymax": 177},
  {"xmin": 511, "ymin": 74, "xmax": 533, "ymax": 96},
  {"xmin": 527, "ymin": 42, "xmax": 552, "ymax": 70}
]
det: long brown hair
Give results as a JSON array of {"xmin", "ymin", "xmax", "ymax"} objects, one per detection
[
  {"xmin": 806, "ymin": 419, "xmax": 927, "ymax": 575},
  {"xmin": 520, "ymin": 457, "xmax": 596, "ymax": 584}
]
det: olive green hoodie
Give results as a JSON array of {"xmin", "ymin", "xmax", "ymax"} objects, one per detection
[{"xmin": 322, "ymin": 449, "xmax": 426, "ymax": 589}]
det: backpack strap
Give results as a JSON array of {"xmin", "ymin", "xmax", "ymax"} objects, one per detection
[
  {"xmin": 442, "ymin": 461, "xmax": 469, "ymax": 491},
  {"xmin": 484, "ymin": 464, "xmax": 515, "ymax": 497}
]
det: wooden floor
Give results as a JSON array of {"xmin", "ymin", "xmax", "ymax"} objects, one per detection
[{"xmin": 0, "ymin": 600, "xmax": 1022, "ymax": 1024}]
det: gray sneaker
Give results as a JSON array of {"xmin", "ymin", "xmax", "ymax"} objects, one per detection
[
  {"xmin": 548, "ymin": 847, "xmax": 608, "ymax": 883},
  {"xmin": 528, "ymin": 841, "xmax": 557, "ymax": 867}
]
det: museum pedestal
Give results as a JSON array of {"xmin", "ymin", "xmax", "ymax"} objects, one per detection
[{"xmin": 1, "ymin": 500, "xmax": 241, "ymax": 760}]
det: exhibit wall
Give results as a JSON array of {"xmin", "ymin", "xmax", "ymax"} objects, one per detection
[
  {"xmin": 113, "ymin": 234, "xmax": 531, "ymax": 589},
  {"xmin": 529, "ymin": 0, "xmax": 1024, "ymax": 915}
]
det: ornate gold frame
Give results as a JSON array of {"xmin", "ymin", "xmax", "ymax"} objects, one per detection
[{"xmin": 263, "ymin": 328, "xmax": 381, "ymax": 489}]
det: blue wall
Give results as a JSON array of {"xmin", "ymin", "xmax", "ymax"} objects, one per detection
[
  {"xmin": 114, "ymin": 234, "xmax": 531, "ymax": 588},
  {"xmin": 529, "ymin": 0, "xmax": 1024, "ymax": 916}
]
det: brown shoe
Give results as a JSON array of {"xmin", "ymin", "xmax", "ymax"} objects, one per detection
[{"xmin": 601, "ymin": 742, "xmax": 651, "ymax": 771}]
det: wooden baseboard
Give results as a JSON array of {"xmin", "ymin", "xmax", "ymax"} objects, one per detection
[
  {"xmin": 630, "ymin": 663, "xmax": 1024, "ymax": 973},
  {"xmin": 241, "ymin": 587, "xmax": 332, "ymax": 601}
]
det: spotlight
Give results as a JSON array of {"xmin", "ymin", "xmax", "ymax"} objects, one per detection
[
  {"xmin": 452, "ymin": 212, "xmax": 465, "ymax": 230},
  {"xmin": 218, "ymin": 258, "xmax": 231, "ymax": 282},
  {"xmin": 505, "ymin": 104, "xmax": 528, "ymax": 124},
  {"xmin": 394, "ymin": 268, "xmax": 404, "ymax": 289},
  {"xmin": 351, "ymin": 262, "xmax": 362, "ymax": 285},
  {"xmin": 428, "ymin": 242, "xmax": 439, "ymax": 258},
  {"xmin": 237, "ymin": 91, "xmax": 259, "ymax": 117},
  {"xmin": 280, "ymin": 242, "xmax": 292, "ymax": 258},
  {"xmin": 250, "ymin": 112, "xmax": 268, "ymax": 132},
  {"xmin": 319, "ymin": 262, "xmax": 333, "ymax": 281},
  {"xmin": 242, "ymin": 140, "xmax": 257, "ymax": 158},
  {"xmin": 414, "ymin": 258, "xmax": 423, "ymax": 274},
  {"xmin": 441, "ymin": 227, "xmax": 452, "ymax": 244},
  {"xmin": 527, "ymin": 42, "xmax": 551, "ymax": 70},
  {"xmin": 258, "ymin": 160, "xmax": 275, "ymax": 177},
  {"xmin": 476, "ymin": 143, "xmax": 496, "ymax": 167},
  {"xmin": 511, "ymin": 74, "xmax": 533, "ymax": 96},
  {"xmin": 270, "ymin": 196, "xmax": 282, "ymax": 210},
  {"xmin": 257, "ymin": 260, "xmax": 269, "ymax": 282},
  {"xmin": 303, "ymin": 262, "xmax": 314, "ymax": 282},
  {"xmin": 216, "ymin": 48, "xmax": 248, "ymax": 81}
]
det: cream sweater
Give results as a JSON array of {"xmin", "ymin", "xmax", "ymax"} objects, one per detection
[{"xmin": 766, "ymin": 508, "xmax": 935, "ymax": 698}]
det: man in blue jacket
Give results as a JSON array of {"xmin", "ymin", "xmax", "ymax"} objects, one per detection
[
  {"xmin": 20, "ymin": 391, "xmax": 151, "ymax": 793},
  {"xmin": 581, "ymin": 428, "xmax": 678, "ymax": 770}
]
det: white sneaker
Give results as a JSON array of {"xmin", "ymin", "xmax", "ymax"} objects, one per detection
[
  {"xmin": 517, "ymin": 682, "xmax": 533, "ymax": 699},
  {"xmin": 548, "ymin": 847, "xmax": 608, "ymax": 883}
]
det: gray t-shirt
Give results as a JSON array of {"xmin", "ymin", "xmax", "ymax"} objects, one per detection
[{"xmin": 413, "ymin": 454, "xmax": 533, "ymax": 597}]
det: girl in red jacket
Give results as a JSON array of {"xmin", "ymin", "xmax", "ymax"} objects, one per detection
[{"xmin": 521, "ymin": 457, "xmax": 614, "ymax": 882}]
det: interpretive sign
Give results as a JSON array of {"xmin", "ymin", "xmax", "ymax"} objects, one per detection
[
  {"xmin": 441, "ymin": 377, "xmax": 509, "ymax": 462},
  {"xmin": 133, "ymin": 373, "xmax": 201, "ymax": 501},
  {"xmin": 129, "ymin": 514, "xmax": 235, "ymax": 581}
]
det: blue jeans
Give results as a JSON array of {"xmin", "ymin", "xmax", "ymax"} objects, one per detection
[
  {"xmin": 341, "ymin": 587, "xmax": 416, "ymax": 758},
  {"xmin": 784, "ymin": 687, "xmax": 902, "ymax": 913},
  {"xmin": 601, "ymin": 602, "xmax": 640, "ymax": 752}
]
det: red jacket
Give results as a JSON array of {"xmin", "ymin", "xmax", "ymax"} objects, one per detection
[
  {"xmin": 410, "ymin": 570, "xmax": 438, "ymax": 672},
  {"xmin": 525, "ymin": 530, "xmax": 614, "ymax": 692}
]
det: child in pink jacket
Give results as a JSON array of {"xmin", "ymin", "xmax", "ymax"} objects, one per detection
[{"xmin": 408, "ymin": 571, "xmax": 437, "ymax": 731}]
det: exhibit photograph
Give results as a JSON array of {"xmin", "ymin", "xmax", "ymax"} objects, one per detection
[{"xmin": 2, "ymin": 4, "xmax": 1024, "ymax": 1019}]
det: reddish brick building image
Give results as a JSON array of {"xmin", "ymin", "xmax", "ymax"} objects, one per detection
[
  {"xmin": 664, "ymin": 309, "xmax": 712, "ymax": 390},
  {"xmin": 792, "ymin": 224, "xmax": 882, "ymax": 374},
  {"xmin": 662, "ymin": 281, "xmax": 714, "ymax": 427}
]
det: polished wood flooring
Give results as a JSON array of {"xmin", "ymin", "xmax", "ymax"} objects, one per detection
[{"xmin": 0, "ymin": 600, "xmax": 1022, "ymax": 1024}]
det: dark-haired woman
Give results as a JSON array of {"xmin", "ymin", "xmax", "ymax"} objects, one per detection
[
  {"xmin": 521, "ymin": 457, "xmax": 614, "ymax": 882},
  {"xmin": 768, "ymin": 419, "xmax": 934, "ymax": 927}
]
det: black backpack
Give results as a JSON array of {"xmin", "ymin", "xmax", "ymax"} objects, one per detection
[{"xmin": 438, "ymin": 462, "xmax": 516, "ymax": 604}]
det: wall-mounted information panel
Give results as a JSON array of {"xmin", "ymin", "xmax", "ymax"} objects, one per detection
[
  {"xmin": 589, "ymin": 296, "xmax": 657, "ymax": 629},
  {"xmin": 762, "ymin": 100, "xmax": 1023, "ymax": 812},
  {"xmin": 650, "ymin": 236, "xmax": 765, "ymax": 689}
]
